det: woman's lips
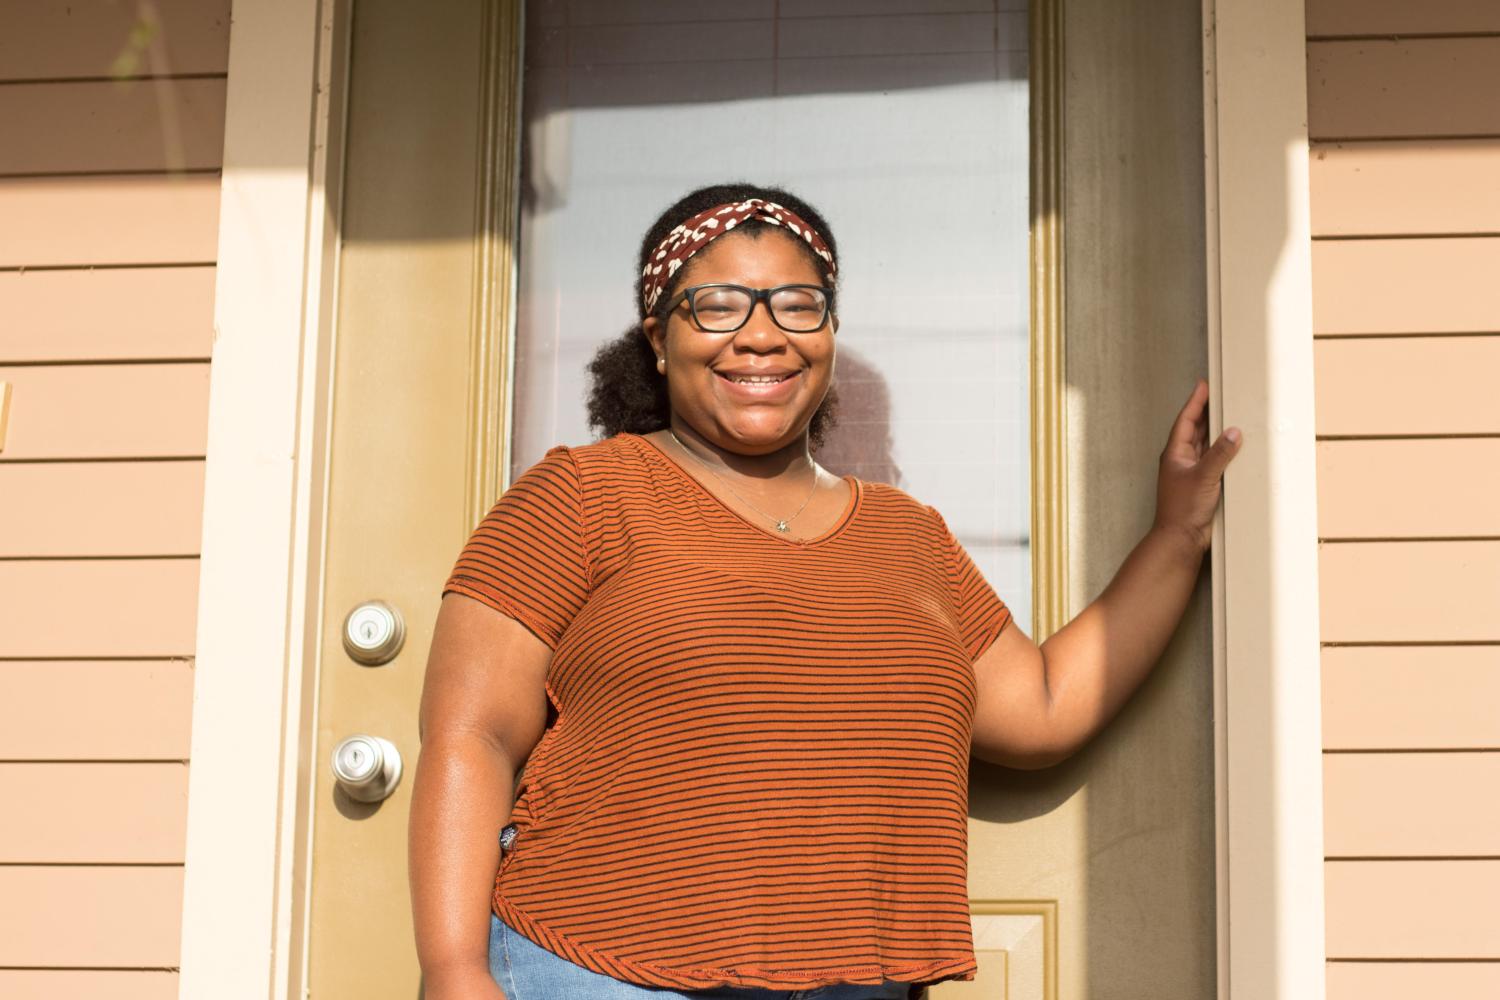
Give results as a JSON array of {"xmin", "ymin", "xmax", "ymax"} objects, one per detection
[{"xmin": 714, "ymin": 369, "xmax": 801, "ymax": 400}]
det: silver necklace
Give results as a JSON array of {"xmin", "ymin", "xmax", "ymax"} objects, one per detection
[{"xmin": 666, "ymin": 429, "xmax": 820, "ymax": 533}]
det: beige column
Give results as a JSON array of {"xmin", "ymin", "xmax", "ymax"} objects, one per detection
[
  {"xmin": 1203, "ymin": 0, "xmax": 1326, "ymax": 997},
  {"xmin": 178, "ymin": 0, "xmax": 341, "ymax": 996}
]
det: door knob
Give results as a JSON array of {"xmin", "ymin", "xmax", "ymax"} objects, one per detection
[
  {"xmin": 331, "ymin": 734, "xmax": 403, "ymax": 802},
  {"xmin": 342, "ymin": 600, "xmax": 405, "ymax": 665}
]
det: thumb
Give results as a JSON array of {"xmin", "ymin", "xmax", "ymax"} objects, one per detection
[{"xmin": 1199, "ymin": 427, "xmax": 1242, "ymax": 480}]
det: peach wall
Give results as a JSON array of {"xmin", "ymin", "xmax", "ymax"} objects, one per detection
[
  {"xmin": 1307, "ymin": 2, "xmax": 1500, "ymax": 997},
  {"xmin": 0, "ymin": 3, "xmax": 229, "ymax": 997}
]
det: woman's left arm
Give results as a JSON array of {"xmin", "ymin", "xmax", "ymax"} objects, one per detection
[{"xmin": 970, "ymin": 378, "xmax": 1242, "ymax": 769}]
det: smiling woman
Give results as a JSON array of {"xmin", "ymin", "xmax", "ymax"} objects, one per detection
[
  {"xmin": 636, "ymin": 189, "xmax": 849, "ymax": 536},
  {"xmin": 410, "ymin": 179, "xmax": 1241, "ymax": 1000},
  {"xmin": 412, "ymin": 186, "xmax": 1022, "ymax": 999},
  {"xmin": 587, "ymin": 185, "xmax": 843, "ymax": 454}
]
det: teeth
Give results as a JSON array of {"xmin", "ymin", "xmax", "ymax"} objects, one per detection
[{"xmin": 728, "ymin": 374, "xmax": 790, "ymax": 384}]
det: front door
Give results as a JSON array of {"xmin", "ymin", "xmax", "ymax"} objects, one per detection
[{"xmin": 302, "ymin": 1, "xmax": 1217, "ymax": 998}]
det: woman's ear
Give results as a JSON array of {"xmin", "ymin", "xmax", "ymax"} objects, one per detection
[{"xmin": 643, "ymin": 316, "xmax": 667, "ymax": 360}]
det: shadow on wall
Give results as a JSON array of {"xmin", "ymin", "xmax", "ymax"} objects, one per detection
[{"xmin": 812, "ymin": 346, "xmax": 901, "ymax": 487}]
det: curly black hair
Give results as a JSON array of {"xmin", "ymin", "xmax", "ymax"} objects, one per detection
[{"xmin": 585, "ymin": 182, "xmax": 841, "ymax": 447}]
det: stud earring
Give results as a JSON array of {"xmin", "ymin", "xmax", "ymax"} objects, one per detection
[{"xmin": 656, "ymin": 356, "xmax": 667, "ymax": 373}]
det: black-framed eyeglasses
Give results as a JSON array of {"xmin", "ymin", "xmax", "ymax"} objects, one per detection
[{"xmin": 663, "ymin": 283, "xmax": 832, "ymax": 334}]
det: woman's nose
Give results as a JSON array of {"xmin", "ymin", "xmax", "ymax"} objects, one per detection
[{"xmin": 732, "ymin": 299, "xmax": 788, "ymax": 348}]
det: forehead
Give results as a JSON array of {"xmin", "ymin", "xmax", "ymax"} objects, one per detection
[{"xmin": 675, "ymin": 228, "xmax": 825, "ymax": 287}]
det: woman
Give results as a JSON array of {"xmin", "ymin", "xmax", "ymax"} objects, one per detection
[{"xmin": 409, "ymin": 183, "xmax": 1241, "ymax": 1000}]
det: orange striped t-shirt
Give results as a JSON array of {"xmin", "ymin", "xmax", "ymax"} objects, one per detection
[{"xmin": 442, "ymin": 432, "xmax": 1012, "ymax": 992}]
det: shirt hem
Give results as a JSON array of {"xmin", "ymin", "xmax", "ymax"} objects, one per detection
[{"xmin": 492, "ymin": 893, "xmax": 979, "ymax": 991}]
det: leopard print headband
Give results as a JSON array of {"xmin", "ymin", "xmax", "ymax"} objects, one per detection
[{"xmin": 640, "ymin": 198, "xmax": 837, "ymax": 315}]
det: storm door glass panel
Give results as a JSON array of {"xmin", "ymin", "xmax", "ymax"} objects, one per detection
[{"xmin": 513, "ymin": 0, "xmax": 1032, "ymax": 626}]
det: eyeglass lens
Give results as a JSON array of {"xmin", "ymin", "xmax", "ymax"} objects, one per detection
[{"xmin": 691, "ymin": 286, "xmax": 828, "ymax": 332}]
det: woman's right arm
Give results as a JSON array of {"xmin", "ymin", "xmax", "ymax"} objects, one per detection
[{"xmin": 409, "ymin": 592, "xmax": 553, "ymax": 999}]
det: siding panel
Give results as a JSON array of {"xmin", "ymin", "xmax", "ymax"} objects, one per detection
[
  {"xmin": 0, "ymin": 78, "xmax": 228, "ymax": 175},
  {"xmin": 1327, "ymin": 963, "xmax": 1500, "ymax": 1000},
  {"xmin": 0, "ymin": 763, "xmax": 187, "ymax": 862},
  {"xmin": 0, "ymin": 561, "xmax": 199, "ymax": 658},
  {"xmin": 1322, "ymin": 647, "xmax": 1500, "ymax": 750},
  {"xmin": 0, "ymin": 174, "xmax": 220, "ymax": 267},
  {"xmin": 1314, "ymin": 337, "xmax": 1500, "ymax": 435},
  {"xmin": 0, "ymin": 971, "xmax": 178, "ymax": 1000},
  {"xmin": 0, "ymin": 867, "xmax": 183, "ymax": 967},
  {"xmin": 1319, "ymin": 541, "xmax": 1500, "ymax": 642},
  {"xmin": 1308, "ymin": 39, "xmax": 1500, "ymax": 139},
  {"xmin": 1324, "ymin": 754, "xmax": 1500, "ymax": 856},
  {"xmin": 1307, "ymin": 0, "xmax": 1500, "ymax": 36},
  {"xmin": 0, "ymin": 661, "xmax": 194, "ymax": 760},
  {"xmin": 1316, "ymin": 439, "xmax": 1500, "ymax": 537},
  {"xmin": 0, "ymin": 462, "xmax": 206, "ymax": 556},
  {"xmin": 0, "ymin": 0, "xmax": 229, "ymax": 989},
  {"xmin": 1326, "ymin": 860, "xmax": 1500, "ymax": 957},
  {"xmin": 0, "ymin": 364, "xmax": 211, "ymax": 460},
  {"xmin": 0, "ymin": 0, "xmax": 231, "ymax": 81},
  {"xmin": 0, "ymin": 266, "xmax": 215, "ymax": 362},
  {"xmin": 1312, "ymin": 238, "xmax": 1500, "ymax": 334},
  {"xmin": 1309, "ymin": 0, "xmax": 1500, "ymax": 978},
  {"xmin": 1309, "ymin": 140, "xmax": 1500, "ymax": 236}
]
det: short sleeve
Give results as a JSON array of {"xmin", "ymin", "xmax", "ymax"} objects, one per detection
[
  {"xmin": 927, "ymin": 505, "xmax": 1013, "ymax": 661},
  {"xmin": 442, "ymin": 446, "xmax": 592, "ymax": 649}
]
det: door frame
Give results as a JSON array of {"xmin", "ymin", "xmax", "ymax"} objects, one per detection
[
  {"xmin": 1202, "ymin": 0, "xmax": 1327, "ymax": 997},
  {"xmin": 180, "ymin": 0, "xmax": 1323, "ymax": 997},
  {"xmin": 178, "ymin": 0, "xmax": 348, "ymax": 995}
]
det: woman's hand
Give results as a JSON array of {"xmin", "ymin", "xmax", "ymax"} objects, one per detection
[{"xmin": 1153, "ymin": 377, "xmax": 1242, "ymax": 553}]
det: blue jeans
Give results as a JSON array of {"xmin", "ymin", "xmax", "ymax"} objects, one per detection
[{"xmin": 488, "ymin": 911, "xmax": 915, "ymax": 1000}]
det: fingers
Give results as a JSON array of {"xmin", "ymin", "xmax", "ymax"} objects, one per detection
[{"xmin": 1167, "ymin": 378, "xmax": 1209, "ymax": 449}]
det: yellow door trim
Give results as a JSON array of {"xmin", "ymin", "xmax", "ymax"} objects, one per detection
[{"xmin": 1030, "ymin": 0, "xmax": 1068, "ymax": 641}]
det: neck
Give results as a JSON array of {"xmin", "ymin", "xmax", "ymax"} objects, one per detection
[{"xmin": 666, "ymin": 419, "xmax": 815, "ymax": 482}]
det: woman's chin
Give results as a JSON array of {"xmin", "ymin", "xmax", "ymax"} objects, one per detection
[{"xmin": 712, "ymin": 413, "xmax": 810, "ymax": 453}]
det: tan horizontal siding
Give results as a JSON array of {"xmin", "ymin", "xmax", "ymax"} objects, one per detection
[
  {"xmin": 0, "ymin": 78, "xmax": 227, "ymax": 175},
  {"xmin": 1319, "ymin": 541, "xmax": 1500, "ymax": 642},
  {"xmin": 1307, "ymin": 0, "xmax": 1500, "ymax": 36},
  {"xmin": 1328, "ymin": 963, "xmax": 1500, "ymax": 1000},
  {"xmin": 0, "ymin": 560, "xmax": 199, "ymax": 658},
  {"xmin": 1312, "ymin": 238, "xmax": 1500, "ymax": 333},
  {"xmin": 1314, "ymin": 336, "xmax": 1500, "ymax": 435},
  {"xmin": 0, "ymin": 462, "xmax": 206, "ymax": 556},
  {"xmin": 0, "ymin": 266, "xmax": 215, "ymax": 362},
  {"xmin": 0, "ymin": 661, "xmax": 194, "ymax": 759},
  {"xmin": 0, "ymin": 2, "xmax": 229, "ymax": 989},
  {"xmin": 1326, "ymin": 860, "xmax": 1500, "ymax": 957},
  {"xmin": 1310, "ymin": 140, "xmax": 1500, "ymax": 236},
  {"xmin": 1306, "ymin": 2, "xmax": 1500, "ymax": 976},
  {"xmin": 1322, "ymin": 647, "xmax": 1500, "ymax": 750},
  {"xmin": 0, "ymin": 764, "xmax": 187, "ymax": 862},
  {"xmin": 1316, "ymin": 439, "xmax": 1500, "ymax": 537},
  {"xmin": 0, "ymin": 971, "xmax": 178, "ymax": 1000},
  {"xmin": 0, "ymin": 174, "xmax": 220, "ymax": 267},
  {"xmin": 0, "ymin": 866, "xmax": 183, "ymax": 967},
  {"xmin": 0, "ymin": 363, "xmax": 210, "ymax": 459},
  {"xmin": 1324, "ymin": 754, "xmax": 1500, "ymax": 856},
  {"xmin": 1308, "ymin": 38, "xmax": 1500, "ymax": 139},
  {"xmin": 0, "ymin": 0, "xmax": 230, "ymax": 81}
]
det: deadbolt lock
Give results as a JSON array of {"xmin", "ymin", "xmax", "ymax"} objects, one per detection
[{"xmin": 342, "ymin": 599, "xmax": 405, "ymax": 665}]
